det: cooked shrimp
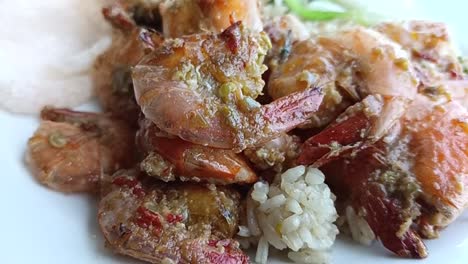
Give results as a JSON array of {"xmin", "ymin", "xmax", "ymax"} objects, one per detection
[
  {"xmin": 298, "ymin": 95, "xmax": 468, "ymax": 258},
  {"xmin": 26, "ymin": 107, "xmax": 135, "ymax": 193},
  {"xmin": 160, "ymin": 0, "xmax": 263, "ymax": 37},
  {"xmin": 133, "ymin": 22, "xmax": 324, "ymax": 151},
  {"xmin": 376, "ymin": 21, "xmax": 468, "ymax": 109},
  {"xmin": 269, "ymin": 26, "xmax": 420, "ymax": 99},
  {"xmin": 267, "ymin": 26, "xmax": 419, "ymax": 128},
  {"xmin": 404, "ymin": 97, "xmax": 468, "ymax": 224},
  {"xmin": 93, "ymin": 2, "xmax": 163, "ymax": 125},
  {"xmin": 99, "ymin": 169, "xmax": 248, "ymax": 264},
  {"xmin": 267, "ymin": 38, "xmax": 357, "ymax": 128},
  {"xmin": 334, "ymin": 27, "xmax": 419, "ymax": 98},
  {"xmin": 137, "ymin": 118, "xmax": 257, "ymax": 184},
  {"xmin": 268, "ymin": 38, "xmax": 353, "ymax": 100},
  {"xmin": 376, "ymin": 21, "xmax": 465, "ymax": 85}
]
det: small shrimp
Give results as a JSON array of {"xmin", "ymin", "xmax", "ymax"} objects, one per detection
[
  {"xmin": 26, "ymin": 107, "xmax": 135, "ymax": 193},
  {"xmin": 334, "ymin": 27, "xmax": 419, "ymax": 99},
  {"xmin": 376, "ymin": 21, "xmax": 468, "ymax": 109},
  {"xmin": 94, "ymin": 2, "xmax": 163, "ymax": 125},
  {"xmin": 98, "ymin": 169, "xmax": 248, "ymax": 264},
  {"xmin": 298, "ymin": 95, "xmax": 468, "ymax": 258},
  {"xmin": 267, "ymin": 26, "xmax": 419, "ymax": 128},
  {"xmin": 376, "ymin": 21, "xmax": 465, "ymax": 85},
  {"xmin": 404, "ymin": 97, "xmax": 468, "ymax": 222},
  {"xmin": 137, "ymin": 118, "xmax": 257, "ymax": 184},
  {"xmin": 268, "ymin": 38, "xmax": 353, "ymax": 100},
  {"xmin": 160, "ymin": 0, "xmax": 263, "ymax": 37},
  {"xmin": 133, "ymin": 22, "xmax": 324, "ymax": 151},
  {"xmin": 267, "ymin": 37, "xmax": 357, "ymax": 128}
]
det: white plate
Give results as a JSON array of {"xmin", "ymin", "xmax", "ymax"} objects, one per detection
[{"xmin": 1, "ymin": 1, "xmax": 468, "ymax": 263}]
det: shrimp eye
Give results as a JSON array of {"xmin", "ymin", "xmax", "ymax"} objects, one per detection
[{"xmin": 48, "ymin": 132, "xmax": 67, "ymax": 148}]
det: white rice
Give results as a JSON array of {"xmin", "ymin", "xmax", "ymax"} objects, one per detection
[
  {"xmin": 249, "ymin": 165, "xmax": 339, "ymax": 264},
  {"xmin": 255, "ymin": 236, "xmax": 270, "ymax": 264},
  {"xmin": 237, "ymin": 225, "xmax": 252, "ymax": 237}
]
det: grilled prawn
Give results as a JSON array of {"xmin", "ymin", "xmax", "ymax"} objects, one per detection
[
  {"xmin": 94, "ymin": 2, "xmax": 163, "ymax": 125},
  {"xmin": 99, "ymin": 169, "xmax": 248, "ymax": 264},
  {"xmin": 298, "ymin": 95, "xmax": 468, "ymax": 258},
  {"xmin": 160, "ymin": 0, "xmax": 263, "ymax": 37},
  {"xmin": 26, "ymin": 107, "xmax": 135, "ymax": 193},
  {"xmin": 267, "ymin": 26, "xmax": 419, "ymax": 128},
  {"xmin": 133, "ymin": 22, "xmax": 324, "ymax": 151}
]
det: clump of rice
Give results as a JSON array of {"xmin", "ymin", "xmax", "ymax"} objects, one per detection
[
  {"xmin": 0, "ymin": 0, "xmax": 111, "ymax": 113},
  {"xmin": 248, "ymin": 165, "xmax": 339, "ymax": 264}
]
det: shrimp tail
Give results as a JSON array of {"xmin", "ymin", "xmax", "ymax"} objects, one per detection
[
  {"xmin": 261, "ymin": 87, "xmax": 324, "ymax": 132},
  {"xmin": 297, "ymin": 95, "xmax": 407, "ymax": 167},
  {"xmin": 297, "ymin": 94, "xmax": 429, "ymax": 258},
  {"xmin": 297, "ymin": 113, "xmax": 371, "ymax": 167},
  {"xmin": 360, "ymin": 183, "xmax": 428, "ymax": 258}
]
